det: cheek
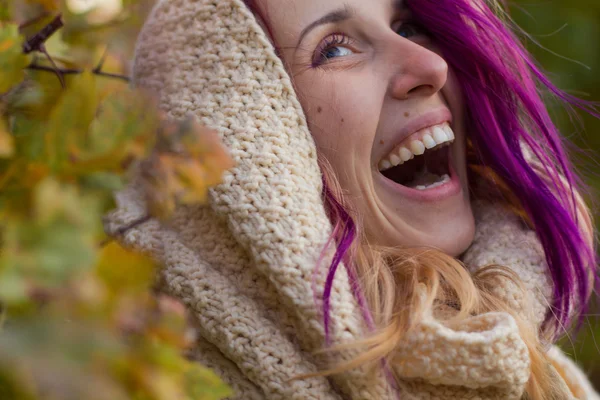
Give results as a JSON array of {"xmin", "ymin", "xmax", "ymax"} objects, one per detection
[
  {"xmin": 443, "ymin": 69, "xmax": 465, "ymax": 126},
  {"xmin": 295, "ymin": 72, "xmax": 383, "ymax": 161}
]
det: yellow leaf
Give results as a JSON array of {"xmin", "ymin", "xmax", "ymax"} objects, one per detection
[
  {"xmin": 95, "ymin": 241, "xmax": 156, "ymax": 294},
  {"xmin": 0, "ymin": 120, "xmax": 14, "ymax": 157},
  {"xmin": 174, "ymin": 160, "xmax": 210, "ymax": 204},
  {"xmin": 139, "ymin": 119, "xmax": 233, "ymax": 220},
  {"xmin": 0, "ymin": 37, "xmax": 16, "ymax": 52},
  {"xmin": 66, "ymin": 87, "xmax": 157, "ymax": 175},
  {"xmin": 44, "ymin": 71, "xmax": 98, "ymax": 172},
  {"xmin": 185, "ymin": 365, "xmax": 233, "ymax": 400},
  {"xmin": 22, "ymin": 163, "xmax": 50, "ymax": 187},
  {"xmin": 0, "ymin": 25, "xmax": 31, "ymax": 93}
]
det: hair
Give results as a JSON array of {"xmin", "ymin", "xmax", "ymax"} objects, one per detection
[{"xmin": 244, "ymin": 0, "xmax": 598, "ymax": 398}]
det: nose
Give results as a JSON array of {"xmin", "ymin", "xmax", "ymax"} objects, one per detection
[{"xmin": 386, "ymin": 38, "xmax": 448, "ymax": 100}]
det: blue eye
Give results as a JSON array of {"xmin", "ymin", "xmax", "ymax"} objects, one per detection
[
  {"xmin": 395, "ymin": 22, "xmax": 423, "ymax": 39},
  {"xmin": 312, "ymin": 33, "xmax": 356, "ymax": 66},
  {"xmin": 322, "ymin": 46, "xmax": 353, "ymax": 60}
]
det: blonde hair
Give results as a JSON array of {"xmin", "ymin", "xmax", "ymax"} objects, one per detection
[{"xmin": 307, "ymin": 156, "xmax": 593, "ymax": 399}]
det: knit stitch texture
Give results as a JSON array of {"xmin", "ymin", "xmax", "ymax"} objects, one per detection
[{"xmin": 104, "ymin": 0, "xmax": 599, "ymax": 398}]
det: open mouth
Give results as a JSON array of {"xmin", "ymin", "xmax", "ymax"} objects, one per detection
[{"xmin": 378, "ymin": 123, "xmax": 454, "ymax": 191}]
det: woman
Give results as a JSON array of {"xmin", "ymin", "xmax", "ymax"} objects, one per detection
[{"xmin": 105, "ymin": 0, "xmax": 599, "ymax": 398}]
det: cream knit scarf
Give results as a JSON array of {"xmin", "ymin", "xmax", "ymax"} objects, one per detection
[{"xmin": 104, "ymin": 0, "xmax": 599, "ymax": 398}]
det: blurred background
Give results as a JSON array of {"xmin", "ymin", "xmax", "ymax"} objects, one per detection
[{"xmin": 7, "ymin": 0, "xmax": 600, "ymax": 392}]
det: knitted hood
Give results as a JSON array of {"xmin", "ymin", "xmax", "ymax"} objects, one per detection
[{"xmin": 104, "ymin": 0, "xmax": 598, "ymax": 399}]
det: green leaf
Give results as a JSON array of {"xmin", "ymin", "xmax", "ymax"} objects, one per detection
[
  {"xmin": 68, "ymin": 87, "xmax": 158, "ymax": 174},
  {"xmin": 43, "ymin": 71, "xmax": 99, "ymax": 172},
  {"xmin": 79, "ymin": 172, "xmax": 124, "ymax": 192},
  {"xmin": 0, "ymin": 24, "xmax": 31, "ymax": 93},
  {"xmin": 184, "ymin": 366, "xmax": 233, "ymax": 400},
  {"xmin": 0, "ymin": 178, "xmax": 100, "ymax": 303}
]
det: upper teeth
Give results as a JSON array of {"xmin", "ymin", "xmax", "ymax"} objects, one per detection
[{"xmin": 378, "ymin": 123, "xmax": 455, "ymax": 171}]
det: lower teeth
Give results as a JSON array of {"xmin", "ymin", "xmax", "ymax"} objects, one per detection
[{"xmin": 414, "ymin": 174, "xmax": 450, "ymax": 191}]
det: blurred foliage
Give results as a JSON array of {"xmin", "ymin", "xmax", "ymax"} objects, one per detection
[
  {"xmin": 509, "ymin": 0, "xmax": 600, "ymax": 388},
  {"xmin": 0, "ymin": 0, "xmax": 233, "ymax": 399}
]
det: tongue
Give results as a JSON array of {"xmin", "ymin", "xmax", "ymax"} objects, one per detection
[
  {"xmin": 405, "ymin": 165, "xmax": 446, "ymax": 188},
  {"xmin": 381, "ymin": 146, "xmax": 451, "ymax": 187}
]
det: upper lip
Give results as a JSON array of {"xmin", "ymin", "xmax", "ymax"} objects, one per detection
[{"xmin": 375, "ymin": 108, "xmax": 453, "ymax": 165}]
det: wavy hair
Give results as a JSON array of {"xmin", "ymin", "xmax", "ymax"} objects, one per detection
[{"xmin": 244, "ymin": 0, "xmax": 598, "ymax": 398}]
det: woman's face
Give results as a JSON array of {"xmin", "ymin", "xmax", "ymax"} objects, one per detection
[{"xmin": 255, "ymin": 0, "xmax": 475, "ymax": 256}]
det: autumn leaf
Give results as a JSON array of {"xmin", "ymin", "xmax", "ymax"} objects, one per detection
[
  {"xmin": 0, "ymin": 118, "xmax": 14, "ymax": 157},
  {"xmin": 69, "ymin": 87, "xmax": 158, "ymax": 174},
  {"xmin": 185, "ymin": 366, "xmax": 233, "ymax": 400},
  {"xmin": 0, "ymin": 4, "xmax": 233, "ymax": 399},
  {"xmin": 0, "ymin": 24, "xmax": 31, "ymax": 93},
  {"xmin": 95, "ymin": 241, "xmax": 156, "ymax": 295},
  {"xmin": 0, "ymin": 178, "xmax": 100, "ymax": 305},
  {"xmin": 139, "ymin": 118, "xmax": 234, "ymax": 219},
  {"xmin": 5, "ymin": 68, "xmax": 63, "ymax": 120},
  {"xmin": 44, "ymin": 71, "xmax": 98, "ymax": 171}
]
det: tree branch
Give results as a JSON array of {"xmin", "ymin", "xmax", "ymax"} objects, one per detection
[
  {"xmin": 21, "ymin": 14, "xmax": 130, "ymax": 85},
  {"xmin": 22, "ymin": 14, "xmax": 64, "ymax": 54}
]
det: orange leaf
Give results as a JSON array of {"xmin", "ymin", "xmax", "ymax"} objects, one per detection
[{"xmin": 0, "ymin": 120, "xmax": 14, "ymax": 157}]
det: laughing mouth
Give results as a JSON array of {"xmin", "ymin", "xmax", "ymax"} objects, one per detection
[{"xmin": 378, "ymin": 123, "xmax": 455, "ymax": 190}]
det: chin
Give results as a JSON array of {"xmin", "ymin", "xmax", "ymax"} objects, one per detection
[
  {"xmin": 429, "ymin": 217, "xmax": 476, "ymax": 257},
  {"xmin": 364, "ymin": 199, "xmax": 476, "ymax": 258}
]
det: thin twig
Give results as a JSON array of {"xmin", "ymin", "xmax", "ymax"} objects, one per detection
[
  {"xmin": 22, "ymin": 14, "xmax": 64, "ymax": 54},
  {"xmin": 26, "ymin": 64, "xmax": 82, "ymax": 75},
  {"xmin": 94, "ymin": 48, "xmax": 109, "ymax": 73},
  {"xmin": 26, "ymin": 64, "xmax": 131, "ymax": 82},
  {"xmin": 100, "ymin": 215, "xmax": 152, "ymax": 247},
  {"xmin": 93, "ymin": 70, "xmax": 130, "ymax": 82},
  {"xmin": 93, "ymin": 48, "xmax": 130, "ymax": 82},
  {"xmin": 40, "ymin": 45, "xmax": 65, "ymax": 88},
  {"xmin": 116, "ymin": 215, "xmax": 152, "ymax": 236},
  {"xmin": 21, "ymin": 13, "xmax": 130, "ymax": 86}
]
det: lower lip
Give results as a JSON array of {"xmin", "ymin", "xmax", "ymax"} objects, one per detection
[{"xmin": 375, "ymin": 149, "xmax": 462, "ymax": 202}]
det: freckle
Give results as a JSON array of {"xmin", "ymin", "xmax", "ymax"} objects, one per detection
[
  {"xmin": 404, "ymin": 112, "xmax": 410, "ymax": 118},
  {"xmin": 341, "ymin": 118, "xmax": 344, "ymax": 123},
  {"xmin": 380, "ymin": 140, "xmax": 385, "ymax": 145},
  {"xmin": 317, "ymin": 106, "xmax": 322, "ymax": 113}
]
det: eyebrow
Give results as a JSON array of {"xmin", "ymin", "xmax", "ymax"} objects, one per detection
[
  {"xmin": 295, "ymin": 0, "xmax": 406, "ymax": 49},
  {"xmin": 296, "ymin": 4, "xmax": 355, "ymax": 48}
]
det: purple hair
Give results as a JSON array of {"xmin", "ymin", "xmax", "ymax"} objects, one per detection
[
  {"xmin": 321, "ymin": 184, "xmax": 375, "ymax": 344},
  {"xmin": 403, "ymin": 0, "xmax": 598, "ymax": 335},
  {"xmin": 244, "ymin": 0, "xmax": 598, "ymax": 340}
]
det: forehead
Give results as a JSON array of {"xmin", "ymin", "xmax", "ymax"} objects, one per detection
[{"xmin": 258, "ymin": 0, "xmax": 403, "ymax": 39}]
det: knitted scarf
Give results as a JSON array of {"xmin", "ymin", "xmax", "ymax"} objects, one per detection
[{"xmin": 104, "ymin": 0, "xmax": 599, "ymax": 398}]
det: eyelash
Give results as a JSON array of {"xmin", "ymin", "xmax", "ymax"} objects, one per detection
[
  {"xmin": 311, "ymin": 21, "xmax": 425, "ymax": 68},
  {"xmin": 311, "ymin": 33, "xmax": 356, "ymax": 67}
]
